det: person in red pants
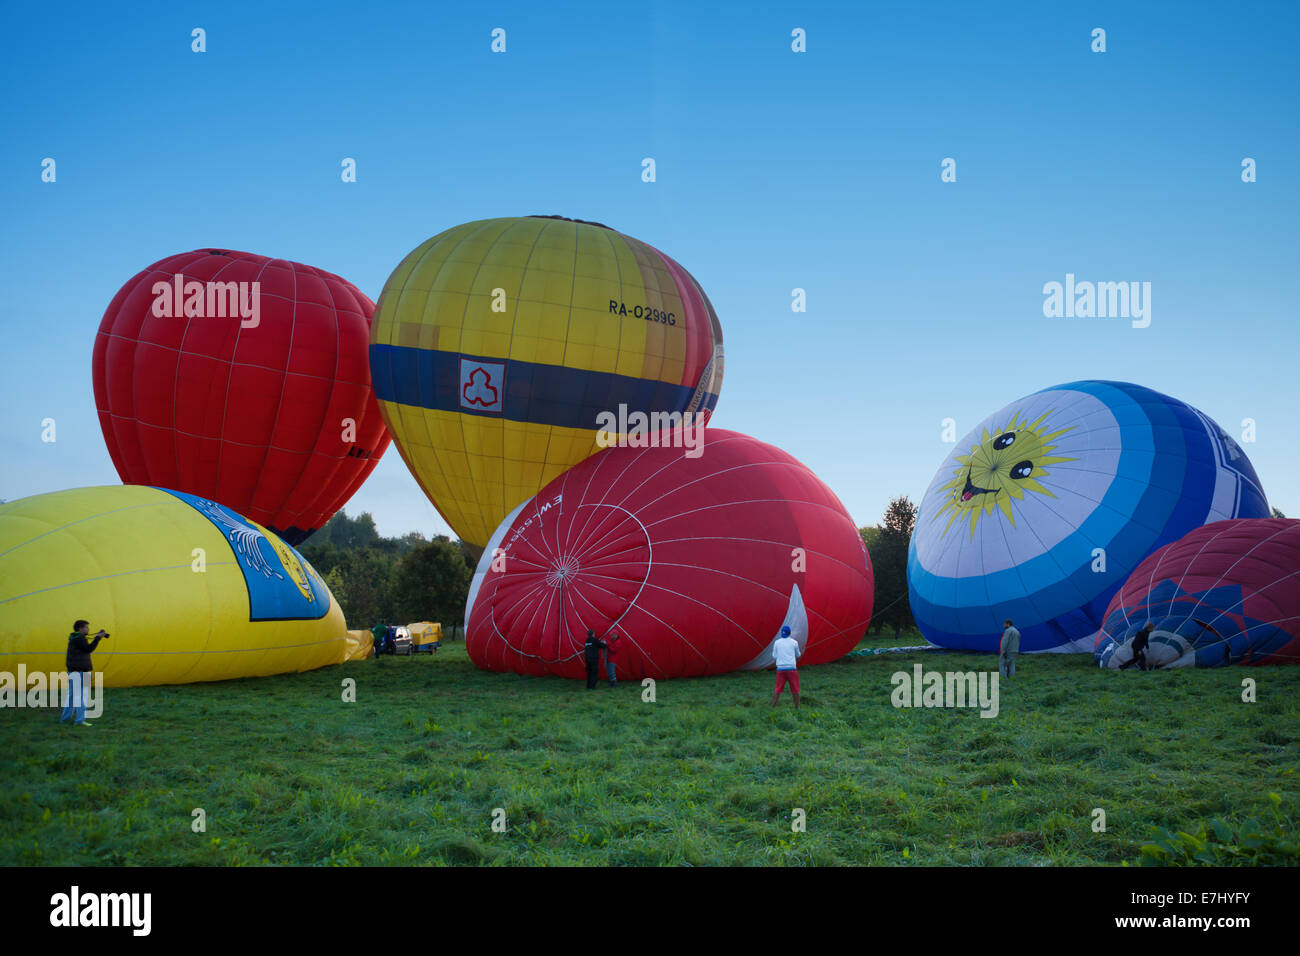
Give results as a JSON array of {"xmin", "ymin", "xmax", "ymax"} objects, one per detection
[{"xmin": 769, "ymin": 625, "xmax": 802, "ymax": 708}]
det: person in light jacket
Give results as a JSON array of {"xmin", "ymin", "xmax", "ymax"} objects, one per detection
[
  {"xmin": 770, "ymin": 626, "xmax": 802, "ymax": 708},
  {"xmin": 999, "ymin": 619, "xmax": 1021, "ymax": 679}
]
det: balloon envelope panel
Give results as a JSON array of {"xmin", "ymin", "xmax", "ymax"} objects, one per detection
[
  {"xmin": 92, "ymin": 249, "xmax": 390, "ymax": 544},
  {"xmin": 1095, "ymin": 519, "xmax": 1300, "ymax": 668},
  {"xmin": 0, "ymin": 486, "xmax": 347, "ymax": 687},
  {"xmin": 465, "ymin": 430, "xmax": 872, "ymax": 679},
  {"xmin": 908, "ymin": 381, "xmax": 1269, "ymax": 653},
  {"xmin": 369, "ymin": 217, "xmax": 725, "ymax": 547}
]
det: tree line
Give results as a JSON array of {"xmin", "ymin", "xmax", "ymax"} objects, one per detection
[
  {"xmin": 299, "ymin": 512, "xmax": 473, "ymax": 634},
  {"xmin": 860, "ymin": 495, "xmax": 917, "ymax": 637}
]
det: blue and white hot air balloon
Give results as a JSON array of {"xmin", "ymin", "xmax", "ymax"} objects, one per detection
[{"xmin": 907, "ymin": 381, "xmax": 1270, "ymax": 653}]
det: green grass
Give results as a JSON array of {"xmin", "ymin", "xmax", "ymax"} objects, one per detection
[{"xmin": 2, "ymin": 639, "xmax": 1296, "ymax": 866}]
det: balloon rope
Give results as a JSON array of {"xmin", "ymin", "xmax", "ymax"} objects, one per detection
[{"xmin": 872, "ymin": 591, "xmax": 909, "ymax": 616}]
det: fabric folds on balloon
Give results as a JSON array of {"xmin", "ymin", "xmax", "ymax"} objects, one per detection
[
  {"xmin": 369, "ymin": 216, "xmax": 724, "ymax": 547},
  {"xmin": 464, "ymin": 429, "xmax": 873, "ymax": 679},
  {"xmin": 908, "ymin": 381, "xmax": 1269, "ymax": 653},
  {"xmin": 92, "ymin": 249, "xmax": 390, "ymax": 545},
  {"xmin": 1095, "ymin": 518, "xmax": 1300, "ymax": 668}
]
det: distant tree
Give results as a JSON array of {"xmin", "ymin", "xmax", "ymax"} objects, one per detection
[
  {"xmin": 384, "ymin": 530, "xmax": 428, "ymax": 556},
  {"xmin": 328, "ymin": 512, "xmax": 381, "ymax": 550},
  {"xmin": 322, "ymin": 566, "xmax": 346, "ymax": 602},
  {"xmin": 306, "ymin": 514, "xmax": 337, "ymax": 548},
  {"xmin": 318, "ymin": 548, "xmax": 398, "ymax": 627},
  {"xmin": 391, "ymin": 538, "xmax": 473, "ymax": 626},
  {"xmin": 859, "ymin": 525, "xmax": 882, "ymax": 554},
  {"xmin": 859, "ymin": 526, "xmax": 883, "ymax": 632},
  {"xmin": 310, "ymin": 511, "xmax": 438, "ymax": 556},
  {"xmin": 862, "ymin": 496, "xmax": 917, "ymax": 638},
  {"xmin": 882, "ymin": 496, "xmax": 917, "ymax": 539},
  {"xmin": 1272, "ymin": 507, "xmax": 1287, "ymax": 519},
  {"xmin": 299, "ymin": 513, "xmax": 474, "ymax": 626}
]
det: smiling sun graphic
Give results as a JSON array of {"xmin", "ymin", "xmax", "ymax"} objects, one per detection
[{"xmin": 934, "ymin": 409, "xmax": 1076, "ymax": 538}]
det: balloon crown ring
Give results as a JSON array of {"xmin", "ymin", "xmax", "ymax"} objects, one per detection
[{"xmin": 545, "ymin": 557, "xmax": 581, "ymax": 588}]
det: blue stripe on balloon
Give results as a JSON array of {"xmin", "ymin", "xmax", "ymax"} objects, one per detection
[
  {"xmin": 1150, "ymin": 397, "xmax": 1211, "ymax": 539},
  {"xmin": 369, "ymin": 344, "xmax": 720, "ymax": 430},
  {"xmin": 156, "ymin": 488, "xmax": 331, "ymax": 622}
]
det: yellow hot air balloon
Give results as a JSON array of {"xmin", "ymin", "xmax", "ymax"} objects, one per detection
[
  {"xmin": 369, "ymin": 216, "xmax": 724, "ymax": 546},
  {"xmin": 0, "ymin": 486, "xmax": 347, "ymax": 687}
]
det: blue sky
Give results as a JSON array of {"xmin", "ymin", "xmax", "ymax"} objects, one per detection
[{"xmin": 2, "ymin": 0, "xmax": 1297, "ymax": 536}]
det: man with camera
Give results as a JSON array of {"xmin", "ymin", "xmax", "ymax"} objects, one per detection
[{"xmin": 60, "ymin": 620, "xmax": 108, "ymax": 726}]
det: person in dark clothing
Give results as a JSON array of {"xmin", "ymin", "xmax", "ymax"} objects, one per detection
[
  {"xmin": 1120, "ymin": 621, "xmax": 1154, "ymax": 670},
  {"xmin": 371, "ymin": 622, "xmax": 387, "ymax": 657},
  {"xmin": 583, "ymin": 629, "xmax": 607, "ymax": 690},
  {"xmin": 61, "ymin": 619, "xmax": 108, "ymax": 726}
]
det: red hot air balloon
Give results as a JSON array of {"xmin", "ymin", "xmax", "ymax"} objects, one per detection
[
  {"xmin": 465, "ymin": 429, "xmax": 874, "ymax": 679},
  {"xmin": 92, "ymin": 249, "xmax": 389, "ymax": 544},
  {"xmin": 1095, "ymin": 518, "xmax": 1300, "ymax": 668}
]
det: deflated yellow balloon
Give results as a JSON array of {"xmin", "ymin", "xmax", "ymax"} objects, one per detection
[
  {"xmin": 369, "ymin": 216, "xmax": 724, "ymax": 546},
  {"xmin": 0, "ymin": 486, "xmax": 347, "ymax": 687}
]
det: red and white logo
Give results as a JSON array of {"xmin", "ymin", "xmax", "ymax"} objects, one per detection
[{"xmin": 460, "ymin": 359, "xmax": 504, "ymax": 412}]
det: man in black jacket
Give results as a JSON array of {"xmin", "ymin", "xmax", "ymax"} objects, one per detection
[
  {"xmin": 583, "ymin": 629, "xmax": 607, "ymax": 690},
  {"xmin": 1120, "ymin": 621, "xmax": 1154, "ymax": 671},
  {"xmin": 61, "ymin": 620, "xmax": 108, "ymax": 726}
]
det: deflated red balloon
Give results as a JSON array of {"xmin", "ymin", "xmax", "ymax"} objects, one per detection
[
  {"xmin": 465, "ymin": 429, "xmax": 874, "ymax": 679},
  {"xmin": 1095, "ymin": 518, "xmax": 1300, "ymax": 668}
]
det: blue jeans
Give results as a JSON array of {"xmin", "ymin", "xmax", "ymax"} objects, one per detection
[
  {"xmin": 60, "ymin": 672, "xmax": 89, "ymax": 723},
  {"xmin": 998, "ymin": 655, "xmax": 1015, "ymax": 679},
  {"xmin": 606, "ymin": 661, "xmax": 617, "ymax": 685}
]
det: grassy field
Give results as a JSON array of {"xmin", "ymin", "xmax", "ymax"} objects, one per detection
[{"xmin": 2, "ymin": 637, "xmax": 1296, "ymax": 866}]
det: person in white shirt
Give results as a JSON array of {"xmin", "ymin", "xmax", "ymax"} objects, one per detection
[
  {"xmin": 769, "ymin": 625, "xmax": 803, "ymax": 708},
  {"xmin": 999, "ymin": 619, "xmax": 1021, "ymax": 678}
]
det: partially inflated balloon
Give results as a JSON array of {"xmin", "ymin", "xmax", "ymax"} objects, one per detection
[
  {"xmin": 1095, "ymin": 519, "xmax": 1300, "ymax": 668},
  {"xmin": 464, "ymin": 429, "xmax": 872, "ymax": 679},
  {"xmin": 0, "ymin": 486, "xmax": 347, "ymax": 687},
  {"xmin": 369, "ymin": 216, "xmax": 724, "ymax": 547},
  {"xmin": 93, "ymin": 249, "xmax": 390, "ymax": 545},
  {"xmin": 908, "ymin": 381, "xmax": 1269, "ymax": 653}
]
